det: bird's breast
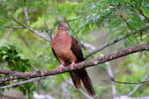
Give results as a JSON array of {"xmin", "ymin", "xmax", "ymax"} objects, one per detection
[
  {"xmin": 52, "ymin": 34, "xmax": 71, "ymax": 50},
  {"xmin": 51, "ymin": 34, "xmax": 77, "ymax": 64}
]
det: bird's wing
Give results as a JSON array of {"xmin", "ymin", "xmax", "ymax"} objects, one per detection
[
  {"xmin": 51, "ymin": 48, "xmax": 60, "ymax": 63},
  {"xmin": 70, "ymin": 36, "xmax": 84, "ymax": 62}
]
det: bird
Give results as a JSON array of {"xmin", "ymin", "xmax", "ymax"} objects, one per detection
[{"xmin": 51, "ymin": 22, "xmax": 95, "ymax": 96}]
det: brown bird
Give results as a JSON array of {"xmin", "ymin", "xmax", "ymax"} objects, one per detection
[{"xmin": 51, "ymin": 22, "xmax": 95, "ymax": 96}]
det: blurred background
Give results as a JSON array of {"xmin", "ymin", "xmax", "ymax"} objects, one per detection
[{"xmin": 0, "ymin": 0, "xmax": 149, "ymax": 99}]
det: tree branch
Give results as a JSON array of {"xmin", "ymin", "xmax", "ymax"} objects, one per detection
[
  {"xmin": 128, "ymin": 75, "xmax": 149, "ymax": 96},
  {"xmin": 23, "ymin": 6, "xmax": 30, "ymax": 25},
  {"xmin": 105, "ymin": 62, "xmax": 117, "ymax": 99},
  {"xmin": 85, "ymin": 24, "xmax": 149, "ymax": 58},
  {"xmin": 0, "ymin": 77, "xmax": 46, "ymax": 89},
  {"xmin": 12, "ymin": 18, "xmax": 51, "ymax": 41},
  {"xmin": 0, "ymin": 43, "xmax": 148, "ymax": 83},
  {"xmin": 111, "ymin": 78, "xmax": 149, "ymax": 85}
]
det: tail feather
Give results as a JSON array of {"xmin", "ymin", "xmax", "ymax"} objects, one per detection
[
  {"xmin": 80, "ymin": 69, "xmax": 95, "ymax": 96},
  {"xmin": 69, "ymin": 69, "xmax": 95, "ymax": 96},
  {"xmin": 70, "ymin": 71, "xmax": 81, "ymax": 88}
]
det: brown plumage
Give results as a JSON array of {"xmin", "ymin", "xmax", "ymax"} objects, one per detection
[{"xmin": 51, "ymin": 22, "xmax": 95, "ymax": 96}]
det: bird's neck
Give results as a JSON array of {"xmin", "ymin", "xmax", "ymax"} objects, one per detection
[{"xmin": 57, "ymin": 29, "xmax": 69, "ymax": 35}]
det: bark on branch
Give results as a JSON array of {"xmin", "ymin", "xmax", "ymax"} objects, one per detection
[{"xmin": 0, "ymin": 43, "xmax": 148, "ymax": 83}]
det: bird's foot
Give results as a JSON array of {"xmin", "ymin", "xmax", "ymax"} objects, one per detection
[
  {"xmin": 70, "ymin": 62, "xmax": 76, "ymax": 67},
  {"xmin": 57, "ymin": 64, "xmax": 65, "ymax": 71}
]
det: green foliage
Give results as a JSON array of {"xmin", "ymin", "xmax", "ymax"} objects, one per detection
[
  {"xmin": 0, "ymin": 45, "xmax": 32, "ymax": 71},
  {"xmin": 0, "ymin": 44, "xmax": 36, "ymax": 98},
  {"xmin": 117, "ymin": 52, "xmax": 149, "ymax": 95}
]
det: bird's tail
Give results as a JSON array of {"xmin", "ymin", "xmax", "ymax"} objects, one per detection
[{"xmin": 69, "ymin": 69, "xmax": 95, "ymax": 96}]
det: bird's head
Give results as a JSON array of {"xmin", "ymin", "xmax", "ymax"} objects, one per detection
[{"xmin": 57, "ymin": 22, "xmax": 69, "ymax": 31}]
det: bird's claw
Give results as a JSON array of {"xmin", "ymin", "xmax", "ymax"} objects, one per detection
[
  {"xmin": 70, "ymin": 62, "xmax": 76, "ymax": 67},
  {"xmin": 57, "ymin": 64, "xmax": 65, "ymax": 71}
]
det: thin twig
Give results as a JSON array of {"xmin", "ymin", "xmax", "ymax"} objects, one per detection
[
  {"xmin": 0, "ymin": 77, "xmax": 46, "ymax": 89},
  {"xmin": 23, "ymin": 7, "xmax": 30, "ymax": 25},
  {"xmin": 12, "ymin": 17, "xmax": 51, "ymax": 41},
  {"xmin": 105, "ymin": 62, "xmax": 117, "ymax": 99},
  {"xmin": 6, "ymin": 26, "xmax": 25, "ymax": 29},
  {"xmin": 128, "ymin": 75, "xmax": 149, "ymax": 96},
  {"xmin": 33, "ymin": 92, "xmax": 55, "ymax": 99},
  {"xmin": 115, "ymin": 96, "xmax": 149, "ymax": 99},
  {"xmin": 85, "ymin": 24, "xmax": 149, "ymax": 58},
  {"xmin": 111, "ymin": 78, "xmax": 149, "ymax": 85},
  {"xmin": 138, "ymin": 8, "xmax": 149, "ymax": 21},
  {"xmin": 80, "ymin": 41, "xmax": 96, "ymax": 51}
]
